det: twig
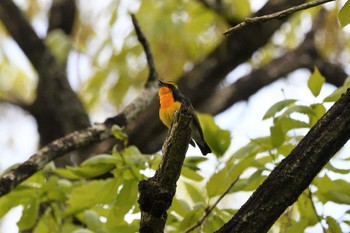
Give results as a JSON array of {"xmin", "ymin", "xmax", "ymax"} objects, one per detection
[
  {"xmin": 131, "ymin": 14, "xmax": 157, "ymax": 83},
  {"xmin": 223, "ymin": 0, "xmax": 334, "ymax": 35},
  {"xmin": 185, "ymin": 175, "xmax": 240, "ymax": 233},
  {"xmin": 308, "ymin": 188, "xmax": 327, "ymax": 233}
]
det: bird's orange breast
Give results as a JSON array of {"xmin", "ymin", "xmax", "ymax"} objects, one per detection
[{"xmin": 159, "ymin": 87, "xmax": 181, "ymax": 128}]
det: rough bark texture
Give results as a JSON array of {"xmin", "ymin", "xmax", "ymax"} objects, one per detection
[
  {"xmin": 215, "ymin": 88, "xmax": 350, "ymax": 233},
  {"xmin": 138, "ymin": 108, "xmax": 192, "ymax": 233}
]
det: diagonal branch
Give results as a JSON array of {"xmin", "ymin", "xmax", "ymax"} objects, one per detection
[
  {"xmin": 224, "ymin": 0, "xmax": 335, "ymax": 35},
  {"xmin": 138, "ymin": 108, "xmax": 193, "ymax": 233},
  {"xmin": 215, "ymin": 85, "xmax": 350, "ymax": 233}
]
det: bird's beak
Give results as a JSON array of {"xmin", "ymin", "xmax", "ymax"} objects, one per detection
[{"xmin": 158, "ymin": 80, "xmax": 166, "ymax": 87}]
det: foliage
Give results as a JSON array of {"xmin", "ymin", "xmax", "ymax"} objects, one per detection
[
  {"xmin": 1, "ymin": 69, "xmax": 350, "ymax": 232},
  {"xmin": 339, "ymin": 0, "xmax": 350, "ymax": 28}
]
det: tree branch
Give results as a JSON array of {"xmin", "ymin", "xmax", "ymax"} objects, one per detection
[
  {"xmin": 223, "ymin": 0, "xmax": 335, "ymax": 35},
  {"xmin": 131, "ymin": 14, "xmax": 157, "ymax": 83},
  {"xmin": 138, "ymin": 108, "xmax": 193, "ymax": 233},
  {"xmin": 215, "ymin": 88, "xmax": 350, "ymax": 232},
  {"xmin": 185, "ymin": 176, "xmax": 240, "ymax": 233}
]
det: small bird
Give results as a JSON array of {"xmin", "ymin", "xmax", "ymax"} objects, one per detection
[{"xmin": 158, "ymin": 80, "xmax": 211, "ymax": 155}]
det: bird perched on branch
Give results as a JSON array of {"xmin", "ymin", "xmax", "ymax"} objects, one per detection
[{"xmin": 158, "ymin": 80, "xmax": 211, "ymax": 155}]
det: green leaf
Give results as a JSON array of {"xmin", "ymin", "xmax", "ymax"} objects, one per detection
[
  {"xmin": 79, "ymin": 210, "xmax": 102, "ymax": 232},
  {"xmin": 181, "ymin": 167, "xmax": 204, "ymax": 181},
  {"xmin": 114, "ymin": 179, "xmax": 138, "ymax": 216},
  {"xmin": 339, "ymin": 0, "xmax": 350, "ymax": 28},
  {"xmin": 297, "ymin": 192, "xmax": 318, "ymax": 226},
  {"xmin": 323, "ymin": 77, "xmax": 350, "ymax": 102},
  {"xmin": 0, "ymin": 187, "xmax": 37, "ymax": 218},
  {"xmin": 183, "ymin": 156, "xmax": 208, "ymax": 171},
  {"xmin": 206, "ymin": 166, "xmax": 231, "ymax": 198},
  {"xmin": 324, "ymin": 86, "xmax": 347, "ymax": 102},
  {"xmin": 106, "ymin": 179, "xmax": 138, "ymax": 229},
  {"xmin": 111, "ymin": 125, "xmax": 128, "ymax": 141},
  {"xmin": 184, "ymin": 182, "xmax": 205, "ymax": 204},
  {"xmin": 65, "ymin": 178, "xmax": 119, "ymax": 215},
  {"xmin": 314, "ymin": 175, "xmax": 350, "ymax": 204},
  {"xmin": 33, "ymin": 207, "xmax": 60, "ymax": 233},
  {"xmin": 231, "ymin": 141, "xmax": 264, "ymax": 160},
  {"xmin": 170, "ymin": 198, "xmax": 191, "ymax": 217},
  {"xmin": 81, "ymin": 154, "xmax": 119, "ymax": 166},
  {"xmin": 309, "ymin": 103, "xmax": 326, "ymax": 126},
  {"xmin": 326, "ymin": 216, "xmax": 343, "ymax": 233},
  {"xmin": 17, "ymin": 198, "xmax": 40, "ymax": 230},
  {"xmin": 41, "ymin": 177, "xmax": 72, "ymax": 202},
  {"xmin": 275, "ymin": 117, "xmax": 309, "ymax": 132},
  {"xmin": 197, "ymin": 113, "xmax": 231, "ymax": 157},
  {"xmin": 263, "ymin": 99, "xmax": 297, "ymax": 120},
  {"xmin": 285, "ymin": 219, "xmax": 309, "ymax": 233},
  {"xmin": 281, "ymin": 105, "xmax": 315, "ymax": 118},
  {"xmin": 241, "ymin": 169, "xmax": 266, "ymax": 191},
  {"xmin": 308, "ymin": 67, "xmax": 325, "ymax": 97},
  {"xmin": 179, "ymin": 208, "xmax": 203, "ymax": 231},
  {"xmin": 270, "ymin": 124, "xmax": 285, "ymax": 148},
  {"xmin": 325, "ymin": 163, "xmax": 350, "ymax": 174}
]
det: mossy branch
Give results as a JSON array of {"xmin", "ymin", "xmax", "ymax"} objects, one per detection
[{"xmin": 138, "ymin": 108, "xmax": 193, "ymax": 233}]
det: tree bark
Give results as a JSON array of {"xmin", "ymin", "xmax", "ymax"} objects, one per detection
[{"xmin": 215, "ymin": 88, "xmax": 350, "ymax": 233}]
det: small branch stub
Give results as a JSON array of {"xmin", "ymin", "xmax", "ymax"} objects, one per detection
[{"xmin": 138, "ymin": 108, "xmax": 193, "ymax": 233}]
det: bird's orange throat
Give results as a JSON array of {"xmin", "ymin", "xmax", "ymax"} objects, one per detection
[{"xmin": 158, "ymin": 87, "xmax": 175, "ymax": 108}]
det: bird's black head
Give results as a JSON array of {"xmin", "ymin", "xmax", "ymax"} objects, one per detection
[{"xmin": 158, "ymin": 80, "xmax": 178, "ymax": 90}]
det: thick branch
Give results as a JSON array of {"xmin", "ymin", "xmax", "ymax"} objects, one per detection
[
  {"xmin": 0, "ymin": 124, "xmax": 109, "ymax": 197},
  {"xmin": 138, "ymin": 108, "xmax": 192, "ymax": 233},
  {"xmin": 215, "ymin": 88, "xmax": 350, "ymax": 232},
  {"xmin": 224, "ymin": 0, "xmax": 335, "ymax": 35}
]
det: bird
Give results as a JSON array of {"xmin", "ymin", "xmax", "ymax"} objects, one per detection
[{"xmin": 158, "ymin": 80, "xmax": 212, "ymax": 155}]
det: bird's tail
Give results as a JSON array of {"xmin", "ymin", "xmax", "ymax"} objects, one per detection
[{"xmin": 197, "ymin": 141, "xmax": 211, "ymax": 156}]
